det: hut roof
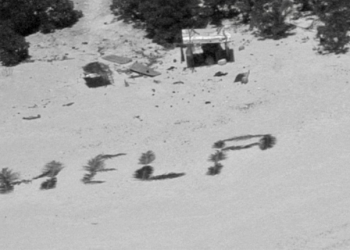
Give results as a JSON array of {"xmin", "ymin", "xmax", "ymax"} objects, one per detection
[{"xmin": 181, "ymin": 28, "xmax": 232, "ymax": 45}]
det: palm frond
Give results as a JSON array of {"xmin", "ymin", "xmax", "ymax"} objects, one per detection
[
  {"xmin": 213, "ymin": 140, "xmax": 226, "ymax": 149},
  {"xmin": 207, "ymin": 163, "xmax": 223, "ymax": 176},
  {"xmin": 138, "ymin": 151, "xmax": 156, "ymax": 165},
  {"xmin": 83, "ymin": 155, "xmax": 105, "ymax": 173},
  {"xmin": 222, "ymin": 143, "xmax": 259, "ymax": 151},
  {"xmin": 0, "ymin": 168, "xmax": 20, "ymax": 194},
  {"xmin": 134, "ymin": 166, "xmax": 153, "ymax": 180},
  {"xmin": 99, "ymin": 153, "xmax": 126, "ymax": 160},
  {"xmin": 82, "ymin": 153, "xmax": 122, "ymax": 184},
  {"xmin": 40, "ymin": 178, "xmax": 57, "ymax": 190},
  {"xmin": 150, "ymin": 173, "xmax": 185, "ymax": 180},
  {"xmin": 12, "ymin": 179, "xmax": 32, "ymax": 185},
  {"xmin": 32, "ymin": 172, "xmax": 50, "ymax": 180},
  {"xmin": 259, "ymin": 134, "xmax": 276, "ymax": 150},
  {"xmin": 97, "ymin": 168, "xmax": 116, "ymax": 172},
  {"xmin": 0, "ymin": 168, "xmax": 20, "ymax": 185},
  {"xmin": 81, "ymin": 172, "xmax": 96, "ymax": 183},
  {"xmin": 208, "ymin": 150, "xmax": 227, "ymax": 163},
  {"xmin": 42, "ymin": 161, "xmax": 64, "ymax": 178},
  {"xmin": 0, "ymin": 185, "xmax": 14, "ymax": 194},
  {"xmin": 223, "ymin": 134, "xmax": 265, "ymax": 142}
]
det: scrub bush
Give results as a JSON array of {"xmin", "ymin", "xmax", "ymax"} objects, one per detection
[
  {"xmin": 250, "ymin": 0, "xmax": 293, "ymax": 38},
  {"xmin": 0, "ymin": 0, "xmax": 82, "ymax": 66},
  {"xmin": 0, "ymin": 25, "xmax": 29, "ymax": 66},
  {"xmin": 313, "ymin": 0, "xmax": 350, "ymax": 53},
  {"xmin": 0, "ymin": 0, "xmax": 82, "ymax": 36},
  {"xmin": 111, "ymin": 0, "xmax": 206, "ymax": 43}
]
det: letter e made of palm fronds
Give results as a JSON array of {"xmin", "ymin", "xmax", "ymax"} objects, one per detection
[{"xmin": 82, "ymin": 155, "xmax": 105, "ymax": 184}]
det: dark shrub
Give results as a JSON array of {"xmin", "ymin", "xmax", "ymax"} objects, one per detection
[
  {"xmin": 0, "ymin": 25, "xmax": 29, "ymax": 66},
  {"xmin": 142, "ymin": 0, "xmax": 206, "ymax": 43},
  {"xmin": 314, "ymin": 1, "xmax": 350, "ymax": 53},
  {"xmin": 134, "ymin": 166, "xmax": 153, "ymax": 180},
  {"xmin": 0, "ymin": 0, "xmax": 82, "ymax": 66},
  {"xmin": 0, "ymin": 0, "xmax": 82, "ymax": 36},
  {"xmin": 317, "ymin": 24, "xmax": 350, "ymax": 53},
  {"xmin": 294, "ymin": 0, "xmax": 315, "ymax": 12},
  {"xmin": 37, "ymin": 0, "xmax": 83, "ymax": 34},
  {"xmin": 250, "ymin": 0, "xmax": 293, "ymax": 38},
  {"xmin": 0, "ymin": 0, "xmax": 40, "ymax": 36},
  {"xmin": 111, "ymin": 0, "xmax": 144, "ymax": 22},
  {"xmin": 40, "ymin": 177, "xmax": 57, "ymax": 190},
  {"xmin": 202, "ymin": 0, "xmax": 241, "ymax": 25},
  {"xmin": 112, "ymin": 0, "xmax": 206, "ymax": 44}
]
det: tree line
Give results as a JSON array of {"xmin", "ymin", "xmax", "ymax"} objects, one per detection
[
  {"xmin": 112, "ymin": 0, "xmax": 350, "ymax": 53},
  {"xmin": 1, "ymin": 0, "xmax": 350, "ymax": 67}
]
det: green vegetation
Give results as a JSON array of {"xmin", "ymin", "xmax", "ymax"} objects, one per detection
[
  {"xmin": 250, "ymin": 0, "xmax": 294, "ymax": 38},
  {"xmin": 82, "ymin": 155, "xmax": 106, "ymax": 184},
  {"xmin": 207, "ymin": 150, "xmax": 227, "ymax": 176},
  {"xmin": 0, "ymin": 0, "xmax": 82, "ymax": 66},
  {"xmin": 134, "ymin": 166, "xmax": 154, "ymax": 180},
  {"xmin": 0, "ymin": 168, "xmax": 20, "ymax": 194},
  {"xmin": 0, "ymin": 25, "xmax": 29, "ymax": 66},
  {"xmin": 34, "ymin": 161, "xmax": 64, "ymax": 190},
  {"xmin": 213, "ymin": 140, "xmax": 226, "ymax": 149},
  {"xmin": 0, "ymin": 0, "xmax": 83, "ymax": 36},
  {"xmin": 112, "ymin": 0, "xmax": 349, "ymax": 53},
  {"xmin": 258, "ymin": 134, "xmax": 277, "ymax": 150},
  {"xmin": 111, "ymin": 0, "xmax": 206, "ymax": 43},
  {"xmin": 134, "ymin": 151, "xmax": 156, "ymax": 180},
  {"xmin": 81, "ymin": 154, "xmax": 124, "ymax": 184},
  {"xmin": 34, "ymin": 161, "xmax": 64, "ymax": 179},
  {"xmin": 40, "ymin": 178, "xmax": 57, "ymax": 190},
  {"xmin": 138, "ymin": 151, "xmax": 156, "ymax": 166},
  {"xmin": 313, "ymin": 1, "xmax": 350, "ymax": 53}
]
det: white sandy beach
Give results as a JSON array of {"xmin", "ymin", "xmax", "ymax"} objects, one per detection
[{"xmin": 1, "ymin": 0, "xmax": 350, "ymax": 249}]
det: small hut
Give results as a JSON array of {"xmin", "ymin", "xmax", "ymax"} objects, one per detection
[{"xmin": 181, "ymin": 28, "xmax": 234, "ymax": 67}]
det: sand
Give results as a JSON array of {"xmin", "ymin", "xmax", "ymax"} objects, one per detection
[{"xmin": 1, "ymin": 0, "xmax": 350, "ymax": 249}]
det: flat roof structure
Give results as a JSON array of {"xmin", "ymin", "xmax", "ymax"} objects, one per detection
[{"xmin": 181, "ymin": 28, "xmax": 232, "ymax": 45}]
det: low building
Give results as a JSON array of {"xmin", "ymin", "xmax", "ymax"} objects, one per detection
[{"xmin": 181, "ymin": 28, "xmax": 234, "ymax": 67}]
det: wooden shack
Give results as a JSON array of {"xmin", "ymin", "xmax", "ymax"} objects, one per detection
[{"xmin": 181, "ymin": 28, "xmax": 234, "ymax": 67}]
